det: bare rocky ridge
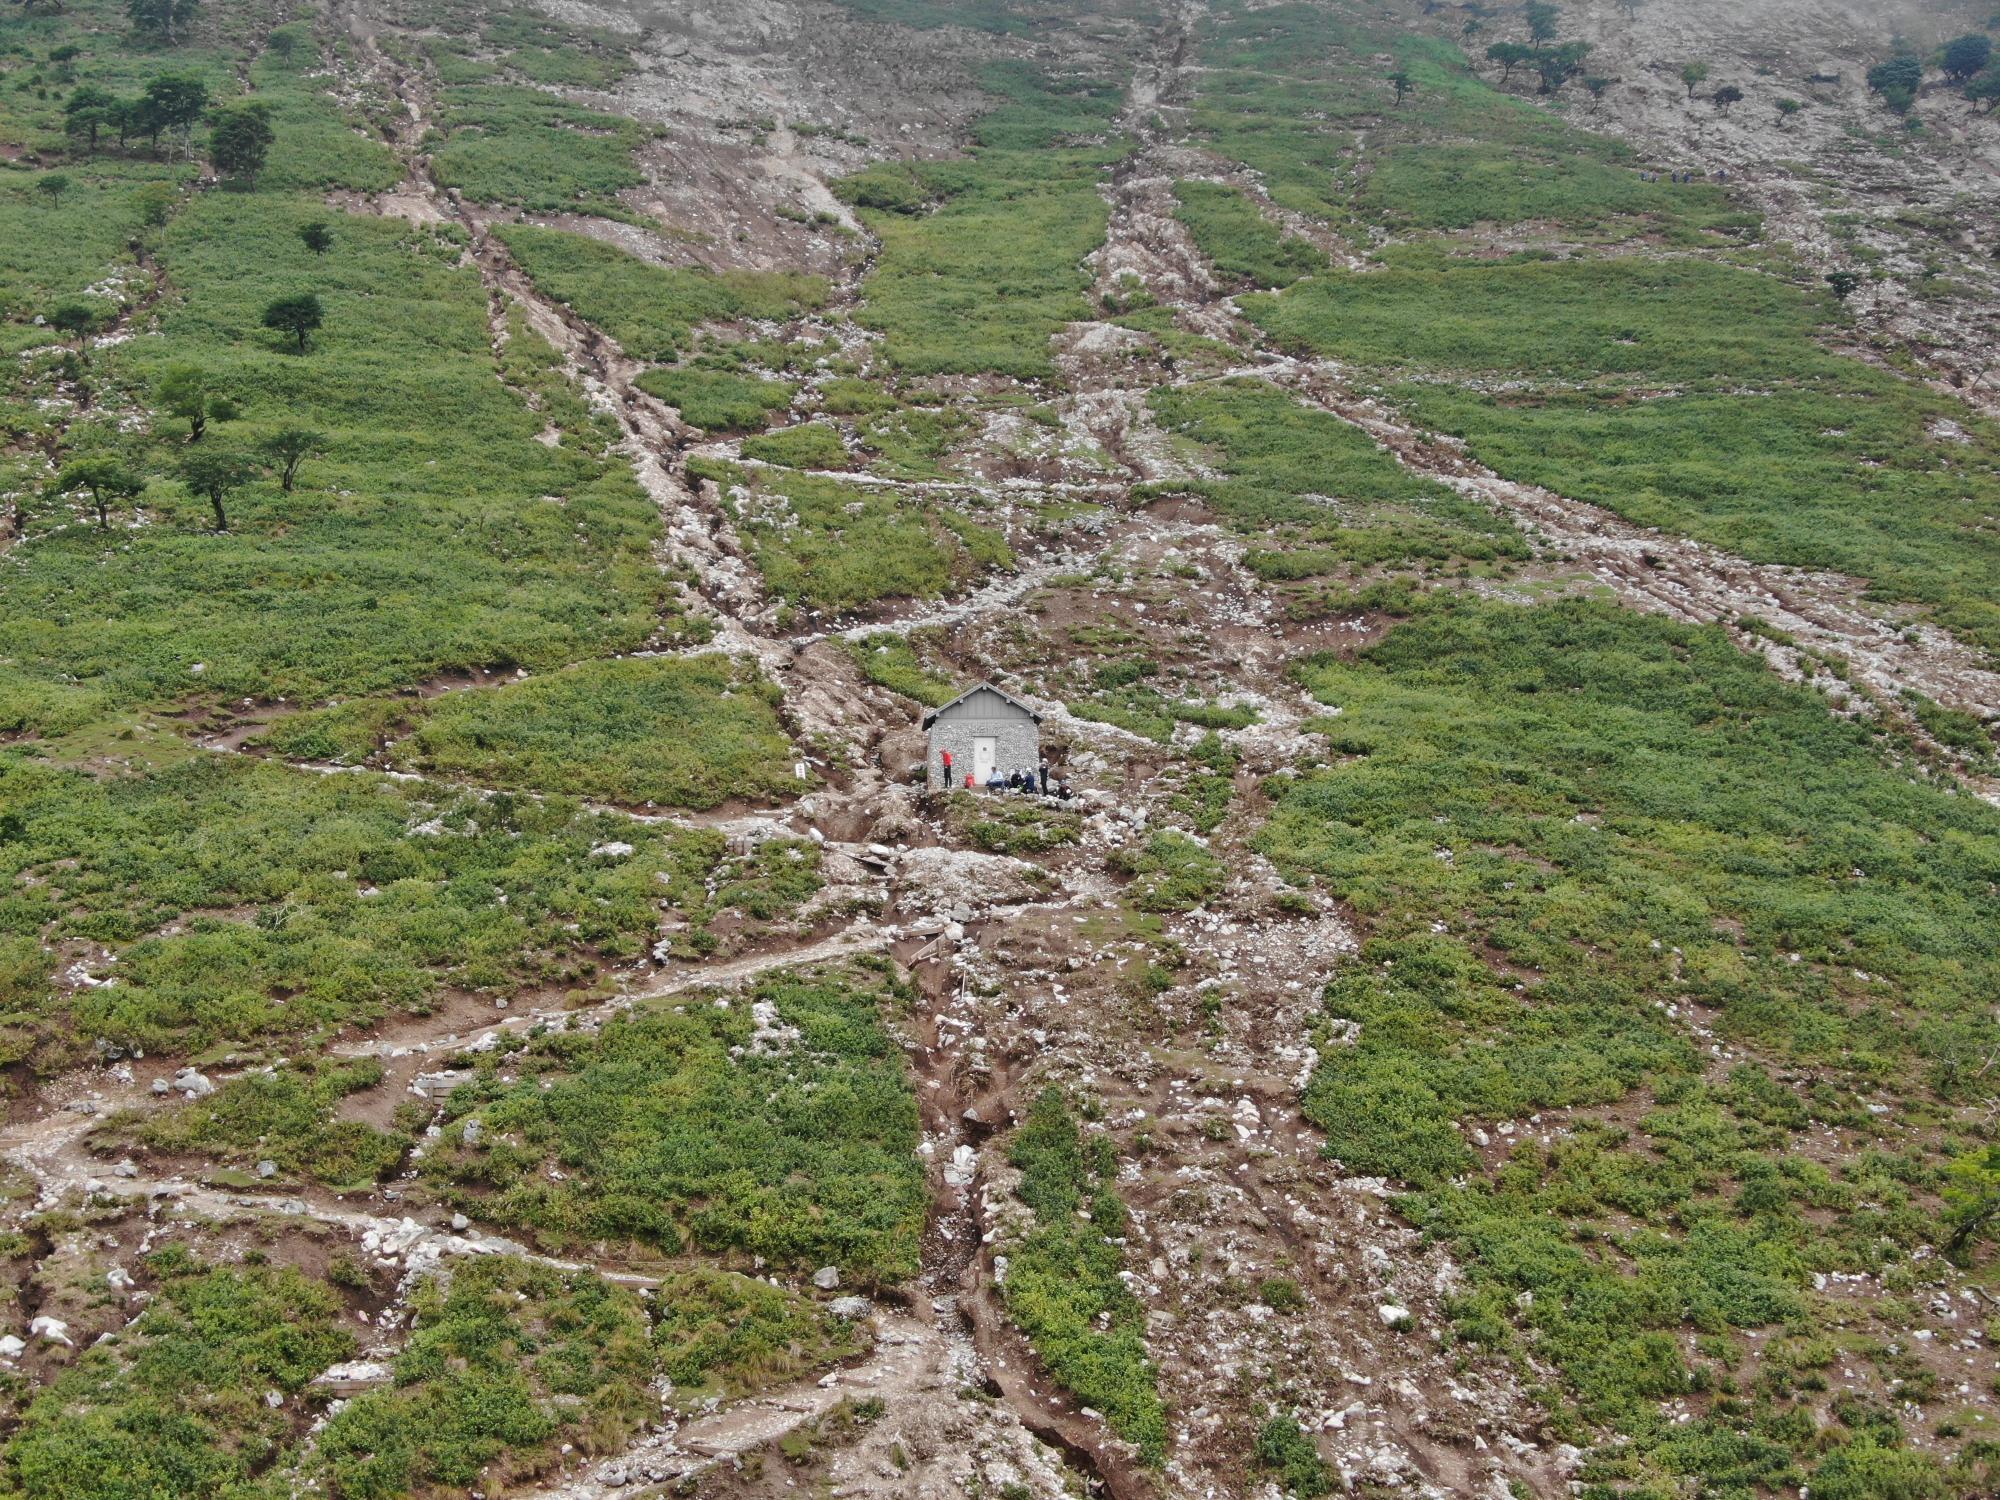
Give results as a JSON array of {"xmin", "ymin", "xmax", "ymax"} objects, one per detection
[{"xmin": 7, "ymin": 0, "xmax": 2000, "ymax": 1495}]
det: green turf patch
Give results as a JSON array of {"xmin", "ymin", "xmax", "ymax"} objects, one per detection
[
  {"xmin": 124, "ymin": 1055, "xmax": 409, "ymax": 1187},
  {"xmin": 0, "ymin": 751, "xmax": 774, "ymax": 1063},
  {"xmin": 740, "ymin": 420, "xmax": 850, "ymax": 470},
  {"xmin": 397, "ymin": 655, "xmax": 801, "ymax": 809},
  {"xmin": 842, "ymin": 631, "xmax": 958, "ymax": 706},
  {"xmin": 652, "ymin": 1267, "xmax": 865, "ymax": 1397},
  {"xmin": 1146, "ymin": 381, "xmax": 1523, "ymax": 570},
  {"xmin": 1170, "ymin": 180, "xmax": 1326, "ymax": 289},
  {"xmin": 1001, "ymin": 1088, "xmax": 1167, "ymax": 1463},
  {"xmin": 0, "ymin": 1243, "xmax": 354, "ymax": 1500},
  {"xmin": 424, "ymin": 963, "xmax": 927, "ymax": 1277},
  {"xmin": 499, "ymin": 224, "xmax": 828, "ymax": 362},
  {"xmin": 428, "ymin": 85, "xmax": 647, "ymax": 215},
  {"xmin": 1262, "ymin": 597, "xmax": 2000, "ymax": 1492},
  {"xmin": 837, "ymin": 62, "xmax": 1124, "ymax": 377},
  {"xmin": 635, "ymin": 365, "xmax": 796, "ymax": 431},
  {"xmin": 317, "ymin": 1254, "xmax": 656, "ymax": 1496},
  {"xmin": 1244, "ymin": 258, "xmax": 2000, "ymax": 655},
  {"xmin": 2, "ymin": 197, "xmax": 674, "ymax": 730},
  {"xmin": 697, "ymin": 459, "xmax": 1012, "ymax": 615},
  {"xmin": 1188, "ymin": 2, "xmax": 1746, "ymax": 241}
]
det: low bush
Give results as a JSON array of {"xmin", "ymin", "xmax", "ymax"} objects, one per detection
[
  {"xmin": 425, "ymin": 964, "xmax": 926, "ymax": 1276},
  {"xmin": 1002, "ymin": 1089, "xmax": 1167, "ymax": 1462}
]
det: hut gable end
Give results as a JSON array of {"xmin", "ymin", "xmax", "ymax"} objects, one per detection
[{"xmin": 922, "ymin": 682, "xmax": 1042, "ymax": 788}]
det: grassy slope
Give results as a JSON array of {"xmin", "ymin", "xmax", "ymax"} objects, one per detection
[
  {"xmin": 1262, "ymin": 599, "xmax": 2000, "ymax": 1493},
  {"xmin": 1170, "ymin": 3, "xmax": 2000, "ymax": 1493},
  {"xmin": 423, "ymin": 963, "xmax": 928, "ymax": 1276},
  {"xmin": 497, "ymin": 224, "xmax": 828, "ymax": 362},
  {"xmin": 837, "ymin": 62, "xmax": 1124, "ymax": 377}
]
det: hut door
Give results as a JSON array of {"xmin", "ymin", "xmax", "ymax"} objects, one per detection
[{"xmin": 972, "ymin": 736, "xmax": 997, "ymax": 783}]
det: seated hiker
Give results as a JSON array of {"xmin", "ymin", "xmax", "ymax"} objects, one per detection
[{"xmin": 986, "ymin": 768, "xmax": 1005, "ymax": 791}]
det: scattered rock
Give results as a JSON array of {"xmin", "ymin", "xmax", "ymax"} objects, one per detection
[
  {"xmin": 29, "ymin": 1316, "xmax": 71, "ymax": 1347},
  {"xmin": 813, "ymin": 1265, "xmax": 841, "ymax": 1290}
]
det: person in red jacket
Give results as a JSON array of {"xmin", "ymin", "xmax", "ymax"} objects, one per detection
[{"xmin": 940, "ymin": 748, "xmax": 953, "ymax": 786}]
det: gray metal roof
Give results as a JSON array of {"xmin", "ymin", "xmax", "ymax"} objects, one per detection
[{"xmin": 921, "ymin": 681, "xmax": 1044, "ymax": 729}]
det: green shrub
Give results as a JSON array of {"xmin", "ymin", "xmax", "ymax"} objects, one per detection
[
  {"xmin": 741, "ymin": 421, "xmax": 850, "ymax": 470},
  {"xmin": 426, "ymin": 964, "xmax": 926, "ymax": 1276},
  {"xmin": 838, "ymin": 63, "xmax": 1123, "ymax": 376},
  {"xmin": 1253, "ymin": 1413, "xmax": 1334, "ymax": 1497},
  {"xmin": 499, "ymin": 224, "xmax": 826, "ymax": 361},
  {"xmin": 318, "ymin": 1255, "xmax": 655, "ymax": 1497},
  {"xmin": 1171, "ymin": 180, "xmax": 1326, "ymax": 288},
  {"xmin": 132, "ymin": 1055, "xmax": 407, "ymax": 1186},
  {"xmin": 400, "ymin": 655, "xmax": 802, "ymax": 809},
  {"xmin": 3, "ymin": 1246, "xmax": 354, "ymax": 1500},
  {"xmin": 635, "ymin": 366, "xmax": 796, "ymax": 431},
  {"xmin": 1001, "ymin": 1089, "xmax": 1167, "ymax": 1463},
  {"xmin": 1111, "ymin": 831, "xmax": 1226, "ymax": 912},
  {"xmin": 652, "ymin": 1268, "xmax": 862, "ymax": 1394}
]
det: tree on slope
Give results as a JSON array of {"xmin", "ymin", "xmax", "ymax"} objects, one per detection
[
  {"xmin": 209, "ymin": 100, "xmax": 274, "ymax": 185},
  {"xmin": 1942, "ymin": 33, "xmax": 1992, "ymax": 83},
  {"xmin": 63, "ymin": 85, "xmax": 120, "ymax": 153},
  {"xmin": 128, "ymin": 0, "xmax": 200, "ymax": 44},
  {"xmin": 1680, "ymin": 61, "xmax": 1709, "ymax": 100},
  {"xmin": 260, "ymin": 426, "xmax": 326, "ymax": 492},
  {"xmin": 55, "ymin": 455, "xmax": 145, "ymax": 530},
  {"xmin": 178, "ymin": 446, "xmax": 256, "ymax": 530},
  {"xmin": 1867, "ymin": 53, "xmax": 1923, "ymax": 115},
  {"xmin": 1488, "ymin": 42, "xmax": 1533, "ymax": 86},
  {"xmin": 156, "ymin": 364, "xmax": 239, "ymax": 441},
  {"xmin": 135, "ymin": 73, "xmax": 208, "ymax": 157},
  {"xmin": 262, "ymin": 292, "xmax": 324, "ymax": 352}
]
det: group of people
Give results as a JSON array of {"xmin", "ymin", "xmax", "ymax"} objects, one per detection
[{"xmin": 939, "ymin": 750, "xmax": 1073, "ymax": 800}]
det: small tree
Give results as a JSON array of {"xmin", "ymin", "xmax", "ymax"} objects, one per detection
[
  {"xmin": 1537, "ymin": 41, "xmax": 1591, "ymax": 96},
  {"xmin": 1525, "ymin": 0, "xmax": 1560, "ymax": 45},
  {"xmin": 36, "ymin": 173, "xmax": 70, "ymax": 207},
  {"xmin": 1680, "ymin": 60, "xmax": 1710, "ymax": 99},
  {"xmin": 1867, "ymin": 54, "xmax": 1923, "ymax": 115},
  {"xmin": 1775, "ymin": 97, "xmax": 1804, "ymax": 126},
  {"xmin": 155, "ymin": 363, "xmax": 239, "ymax": 441},
  {"xmin": 178, "ymin": 445, "xmax": 255, "ymax": 530},
  {"xmin": 1487, "ymin": 41, "xmax": 1534, "ymax": 86},
  {"xmin": 63, "ymin": 84, "xmax": 120, "ymax": 152},
  {"xmin": 1712, "ymin": 84, "xmax": 1745, "ymax": 113},
  {"xmin": 1942, "ymin": 33, "xmax": 1993, "ymax": 83},
  {"xmin": 1968, "ymin": 67, "xmax": 2000, "ymax": 112},
  {"xmin": 1943, "ymin": 1144, "xmax": 2000, "ymax": 1260},
  {"xmin": 266, "ymin": 23, "xmax": 306, "ymax": 63},
  {"xmin": 136, "ymin": 72, "xmax": 208, "ymax": 158},
  {"xmin": 127, "ymin": 0, "xmax": 200, "ymax": 44},
  {"xmin": 1825, "ymin": 270, "xmax": 1864, "ymax": 301},
  {"xmin": 55, "ymin": 454, "xmax": 145, "ymax": 530},
  {"xmin": 1583, "ymin": 75, "xmax": 1614, "ymax": 108},
  {"xmin": 298, "ymin": 220, "xmax": 333, "ymax": 256},
  {"xmin": 260, "ymin": 426, "xmax": 325, "ymax": 492},
  {"xmin": 49, "ymin": 300, "xmax": 109, "ymax": 349},
  {"xmin": 262, "ymin": 292, "xmax": 324, "ymax": 351},
  {"xmin": 1387, "ymin": 70, "xmax": 1415, "ymax": 106},
  {"xmin": 209, "ymin": 99, "xmax": 274, "ymax": 184}
]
